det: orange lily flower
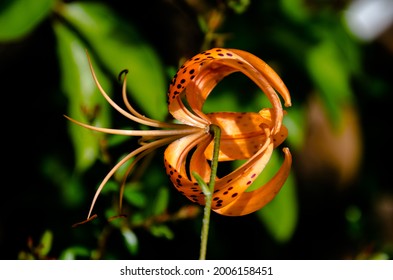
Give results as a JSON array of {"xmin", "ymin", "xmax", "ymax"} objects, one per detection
[{"xmin": 66, "ymin": 48, "xmax": 292, "ymax": 221}]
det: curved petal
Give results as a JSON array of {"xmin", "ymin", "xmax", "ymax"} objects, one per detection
[
  {"xmin": 205, "ymin": 112, "xmax": 268, "ymax": 161},
  {"xmin": 258, "ymin": 108, "xmax": 289, "ymax": 148},
  {"xmin": 189, "ymin": 135, "xmax": 214, "ymax": 183},
  {"xmin": 167, "ymin": 48, "xmax": 291, "ymax": 134},
  {"xmin": 166, "ymin": 96, "xmax": 210, "ymax": 129},
  {"xmin": 164, "ymin": 48, "xmax": 292, "ymax": 216},
  {"xmin": 213, "ymin": 147, "xmax": 292, "ymax": 216},
  {"xmin": 163, "ymin": 131, "xmax": 212, "ymax": 205},
  {"xmin": 204, "ymin": 111, "xmax": 288, "ymax": 161},
  {"xmin": 229, "ymin": 49, "xmax": 292, "ymax": 107},
  {"xmin": 210, "ymin": 140, "xmax": 274, "ymax": 210}
]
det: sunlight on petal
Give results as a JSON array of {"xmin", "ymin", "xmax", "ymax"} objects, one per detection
[
  {"xmin": 68, "ymin": 47, "xmax": 292, "ymax": 221},
  {"xmin": 214, "ymin": 147, "xmax": 292, "ymax": 216}
]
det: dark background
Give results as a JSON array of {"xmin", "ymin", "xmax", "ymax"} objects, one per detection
[{"xmin": 1, "ymin": 0, "xmax": 392, "ymax": 260}]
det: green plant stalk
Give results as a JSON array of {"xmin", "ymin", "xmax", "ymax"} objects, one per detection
[{"xmin": 193, "ymin": 124, "xmax": 221, "ymax": 260}]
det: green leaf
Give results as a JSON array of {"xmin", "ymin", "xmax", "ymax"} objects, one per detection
[
  {"xmin": 39, "ymin": 230, "xmax": 53, "ymax": 257},
  {"xmin": 58, "ymin": 2, "xmax": 168, "ymax": 120},
  {"xmin": 279, "ymin": 0, "xmax": 310, "ymax": 23},
  {"xmin": 306, "ymin": 38, "xmax": 354, "ymax": 127},
  {"xmin": 54, "ymin": 20, "xmax": 112, "ymax": 172},
  {"xmin": 227, "ymin": 0, "xmax": 251, "ymax": 14},
  {"xmin": 123, "ymin": 183, "xmax": 147, "ymax": 208},
  {"xmin": 59, "ymin": 246, "xmax": 90, "ymax": 260},
  {"xmin": 0, "ymin": 0, "xmax": 55, "ymax": 41},
  {"xmin": 41, "ymin": 155, "xmax": 86, "ymax": 208},
  {"xmin": 150, "ymin": 224, "xmax": 174, "ymax": 240},
  {"xmin": 121, "ymin": 227, "xmax": 138, "ymax": 255},
  {"xmin": 151, "ymin": 186, "xmax": 169, "ymax": 216}
]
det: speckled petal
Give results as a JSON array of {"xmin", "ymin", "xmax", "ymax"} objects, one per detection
[
  {"xmin": 163, "ymin": 131, "xmax": 212, "ymax": 205},
  {"xmin": 210, "ymin": 139, "xmax": 274, "ymax": 210},
  {"xmin": 204, "ymin": 110, "xmax": 288, "ymax": 161},
  {"xmin": 167, "ymin": 48, "xmax": 291, "ymax": 133},
  {"xmin": 213, "ymin": 147, "xmax": 292, "ymax": 216}
]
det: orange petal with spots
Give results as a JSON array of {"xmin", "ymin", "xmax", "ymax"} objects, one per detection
[
  {"xmin": 206, "ymin": 112, "xmax": 268, "ymax": 161},
  {"xmin": 258, "ymin": 108, "xmax": 288, "ymax": 148},
  {"xmin": 229, "ymin": 49, "xmax": 291, "ymax": 107},
  {"xmin": 164, "ymin": 48, "xmax": 292, "ymax": 216},
  {"xmin": 210, "ymin": 138, "xmax": 274, "ymax": 209},
  {"xmin": 204, "ymin": 111, "xmax": 287, "ymax": 161},
  {"xmin": 164, "ymin": 131, "xmax": 212, "ymax": 205},
  {"xmin": 213, "ymin": 147, "xmax": 292, "ymax": 216},
  {"xmin": 164, "ymin": 131, "xmax": 207, "ymax": 177},
  {"xmin": 189, "ymin": 134, "xmax": 214, "ymax": 183},
  {"xmin": 167, "ymin": 48, "xmax": 291, "ymax": 133}
]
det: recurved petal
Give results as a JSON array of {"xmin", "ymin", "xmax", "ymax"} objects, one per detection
[
  {"xmin": 167, "ymin": 48, "xmax": 290, "ymax": 133},
  {"xmin": 229, "ymin": 49, "xmax": 291, "ymax": 107},
  {"xmin": 210, "ymin": 139, "xmax": 274, "ymax": 210},
  {"xmin": 166, "ymin": 96, "xmax": 209, "ymax": 129},
  {"xmin": 204, "ymin": 112, "xmax": 269, "ymax": 161},
  {"xmin": 189, "ymin": 134, "xmax": 214, "ymax": 183},
  {"xmin": 258, "ymin": 108, "xmax": 288, "ymax": 148},
  {"xmin": 204, "ymin": 110, "xmax": 288, "ymax": 161},
  {"xmin": 213, "ymin": 147, "xmax": 292, "ymax": 216},
  {"xmin": 164, "ymin": 131, "xmax": 212, "ymax": 205}
]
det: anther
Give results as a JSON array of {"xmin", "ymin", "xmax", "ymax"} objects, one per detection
[{"xmin": 118, "ymin": 69, "xmax": 129, "ymax": 81}]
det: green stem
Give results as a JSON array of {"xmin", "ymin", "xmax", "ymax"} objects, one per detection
[{"xmin": 193, "ymin": 124, "xmax": 221, "ymax": 260}]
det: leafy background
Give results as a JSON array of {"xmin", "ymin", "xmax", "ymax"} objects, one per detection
[{"xmin": 1, "ymin": 0, "xmax": 392, "ymax": 260}]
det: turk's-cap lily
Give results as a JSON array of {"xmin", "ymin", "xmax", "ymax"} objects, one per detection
[{"xmin": 66, "ymin": 48, "xmax": 292, "ymax": 222}]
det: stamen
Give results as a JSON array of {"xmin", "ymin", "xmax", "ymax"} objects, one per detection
[
  {"xmin": 118, "ymin": 69, "xmax": 129, "ymax": 81},
  {"xmin": 119, "ymin": 67, "xmax": 189, "ymax": 129},
  {"xmin": 86, "ymin": 134, "xmax": 182, "ymax": 220},
  {"xmin": 64, "ymin": 115, "xmax": 201, "ymax": 137},
  {"xmin": 118, "ymin": 148, "xmax": 157, "ymax": 213},
  {"xmin": 72, "ymin": 214, "xmax": 97, "ymax": 228},
  {"xmin": 171, "ymin": 97, "xmax": 210, "ymax": 128},
  {"xmin": 86, "ymin": 51, "xmax": 192, "ymax": 129}
]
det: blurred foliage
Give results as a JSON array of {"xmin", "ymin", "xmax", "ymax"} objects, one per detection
[{"xmin": 1, "ymin": 0, "xmax": 392, "ymax": 260}]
